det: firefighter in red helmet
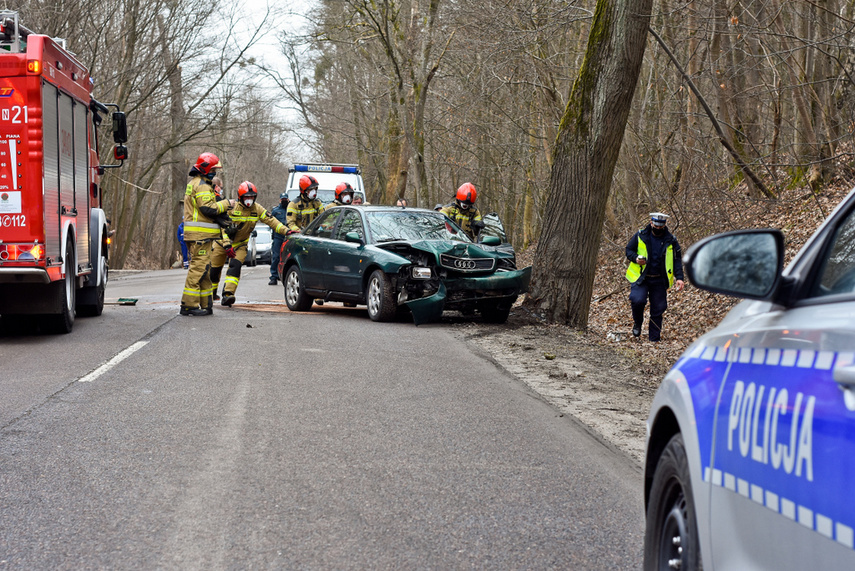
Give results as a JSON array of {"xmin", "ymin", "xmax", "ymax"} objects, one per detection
[
  {"xmin": 286, "ymin": 174, "xmax": 325, "ymax": 232},
  {"xmin": 180, "ymin": 152, "xmax": 233, "ymax": 316},
  {"xmin": 440, "ymin": 182, "xmax": 484, "ymax": 240},
  {"xmin": 209, "ymin": 181, "xmax": 288, "ymax": 307},
  {"xmin": 332, "ymin": 182, "xmax": 355, "ymax": 206}
]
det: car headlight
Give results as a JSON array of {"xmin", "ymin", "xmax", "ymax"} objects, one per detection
[{"xmin": 411, "ymin": 267, "xmax": 432, "ymax": 279}]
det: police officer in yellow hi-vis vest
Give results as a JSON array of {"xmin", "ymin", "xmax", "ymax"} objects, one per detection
[
  {"xmin": 180, "ymin": 152, "xmax": 233, "ymax": 316},
  {"xmin": 625, "ymin": 212, "xmax": 684, "ymax": 341},
  {"xmin": 211, "ymin": 181, "xmax": 288, "ymax": 307}
]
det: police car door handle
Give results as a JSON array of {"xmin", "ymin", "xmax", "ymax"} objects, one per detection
[{"xmin": 833, "ymin": 365, "xmax": 855, "ymax": 388}]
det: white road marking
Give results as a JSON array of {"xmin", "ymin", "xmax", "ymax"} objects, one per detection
[{"xmin": 78, "ymin": 341, "xmax": 149, "ymax": 383}]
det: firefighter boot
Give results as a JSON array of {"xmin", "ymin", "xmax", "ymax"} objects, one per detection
[
  {"xmin": 213, "ymin": 291, "xmax": 220, "ymax": 301},
  {"xmin": 203, "ymin": 296, "xmax": 214, "ymax": 316},
  {"xmin": 180, "ymin": 304, "xmax": 207, "ymax": 317},
  {"xmin": 221, "ymin": 292, "xmax": 236, "ymax": 307}
]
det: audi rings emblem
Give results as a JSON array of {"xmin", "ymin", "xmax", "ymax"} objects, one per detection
[{"xmin": 454, "ymin": 259, "xmax": 477, "ymax": 270}]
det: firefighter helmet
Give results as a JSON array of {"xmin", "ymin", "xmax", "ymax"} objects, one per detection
[
  {"xmin": 456, "ymin": 182, "xmax": 477, "ymax": 210},
  {"xmin": 238, "ymin": 181, "xmax": 258, "ymax": 207},
  {"xmin": 299, "ymin": 175, "xmax": 319, "ymax": 200},
  {"xmin": 194, "ymin": 152, "xmax": 222, "ymax": 176},
  {"xmin": 335, "ymin": 182, "xmax": 354, "ymax": 204}
]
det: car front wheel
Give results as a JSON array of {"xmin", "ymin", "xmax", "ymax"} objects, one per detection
[
  {"xmin": 284, "ymin": 265, "xmax": 312, "ymax": 312},
  {"xmin": 643, "ymin": 433, "xmax": 701, "ymax": 570},
  {"xmin": 366, "ymin": 270, "xmax": 396, "ymax": 322}
]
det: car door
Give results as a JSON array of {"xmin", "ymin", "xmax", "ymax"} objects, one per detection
[
  {"xmin": 707, "ymin": 201, "xmax": 855, "ymax": 569},
  {"xmin": 299, "ymin": 210, "xmax": 341, "ymax": 291},
  {"xmin": 325, "ymin": 208, "xmax": 367, "ymax": 295}
]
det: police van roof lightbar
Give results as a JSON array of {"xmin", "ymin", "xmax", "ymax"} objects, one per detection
[{"xmin": 292, "ymin": 164, "xmax": 360, "ymax": 174}]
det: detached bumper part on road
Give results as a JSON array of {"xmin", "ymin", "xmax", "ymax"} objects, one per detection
[{"xmin": 405, "ymin": 266, "xmax": 532, "ymax": 325}]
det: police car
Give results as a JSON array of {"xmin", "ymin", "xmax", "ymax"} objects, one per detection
[
  {"xmin": 644, "ymin": 187, "xmax": 855, "ymax": 569},
  {"xmin": 285, "ymin": 163, "xmax": 367, "ymax": 205}
]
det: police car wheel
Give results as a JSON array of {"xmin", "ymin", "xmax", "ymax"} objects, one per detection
[
  {"xmin": 284, "ymin": 265, "xmax": 313, "ymax": 312},
  {"xmin": 643, "ymin": 433, "xmax": 701, "ymax": 571}
]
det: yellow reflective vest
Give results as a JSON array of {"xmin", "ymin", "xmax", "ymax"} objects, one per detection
[{"xmin": 626, "ymin": 234, "xmax": 676, "ymax": 288}]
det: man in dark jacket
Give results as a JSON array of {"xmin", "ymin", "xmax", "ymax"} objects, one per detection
[
  {"xmin": 625, "ymin": 212, "xmax": 684, "ymax": 341},
  {"xmin": 269, "ymin": 192, "xmax": 290, "ymax": 285}
]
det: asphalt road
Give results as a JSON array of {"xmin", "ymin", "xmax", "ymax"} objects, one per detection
[{"xmin": 0, "ymin": 265, "xmax": 644, "ymax": 569}]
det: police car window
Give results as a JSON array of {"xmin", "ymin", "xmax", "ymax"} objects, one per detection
[
  {"xmin": 815, "ymin": 207, "xmax": 855, "ymax": 297},
  {"xmin": 334, "ymin": 209, "xmax": 364, "ymax": 241},
  {"xmin": 314, "ymin": 209, "xmax": 342, "ymax": 239}
]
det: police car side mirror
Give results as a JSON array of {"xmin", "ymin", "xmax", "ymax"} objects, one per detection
[
  {"xmin": 251, "ymin": 230, "xmax": 257, "ymax": 237},
  {"xmin": 684, "ymin": 229, "xmax": 784, "ymax": 300}
]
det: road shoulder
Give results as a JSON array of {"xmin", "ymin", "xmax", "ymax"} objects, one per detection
[{"xmin": 458, "ymin": 310, "xmax": 659, "ymax": 467}]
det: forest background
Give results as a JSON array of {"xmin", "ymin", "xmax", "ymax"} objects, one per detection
[{"xmin": 8, "ymin": 0, "xmax": 855, "ymax": 358}]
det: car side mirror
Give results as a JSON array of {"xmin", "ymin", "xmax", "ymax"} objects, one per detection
[
  {"xmin": 112, "ymin": 111, "xmax": 128, "ymax": 144},
  {"xmin": 345, "ymin": 231, "xmax": 364, "ymax": 245},
  {"xmin": 480, "ymin": 235, "xmax": 500, "ymax": 246},
  {"xmin": 685, "ymin": 229, "xmax": 784, "ymax": 300},
  {"xmin": 251, "ymin": 230, "xmax": 257, "ymax": 237}
]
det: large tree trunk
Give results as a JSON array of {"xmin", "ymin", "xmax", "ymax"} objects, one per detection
[{"xmin": 525, "ymin": 0, "xmax": 654, "ymax": 328}]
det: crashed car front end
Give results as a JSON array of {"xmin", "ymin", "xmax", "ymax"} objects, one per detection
[{"xmin": 376, "ymin": 240, "xmax": 531, "ymax": 324}]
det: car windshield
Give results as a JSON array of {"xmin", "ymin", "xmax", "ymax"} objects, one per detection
[
  {"xmin": 254, "ymin": 225, "xmax": 273, "ymax": 244},
  {"xmin": 366, "ymin": 210, "xmax": 471, "ymax": 243}
]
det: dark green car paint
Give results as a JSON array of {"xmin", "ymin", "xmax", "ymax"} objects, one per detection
[{"xmin": 280, "ymin": 206, "xmax": 530, "ymax": 324}]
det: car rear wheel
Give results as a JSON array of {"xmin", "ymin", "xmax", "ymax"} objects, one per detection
[
  {"xmin": 366, "ymin": 269, "xmax": 396, "ymax": 322},
  {"xmin": 284, "ymin": 265, "xmax": 312, "ymax": 311},
  {"xmin": 643, "ymin": 433, "xmax": 701, "ymax": 571}
]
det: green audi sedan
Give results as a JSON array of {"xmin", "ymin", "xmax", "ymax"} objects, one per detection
[{"xmin": 277, "ymin": 205, "xmax": 531, "ymax": 324}]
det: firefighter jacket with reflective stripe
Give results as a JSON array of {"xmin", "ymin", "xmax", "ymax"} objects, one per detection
[
  {"xmin": 286, "ymin": 197, "xmax": 325, "ymax": 232},
  {"xmin": 183, "ymin": 176, "xmax": 230, "ymax": 241},
  {"xmin": 226, "ymin": 202, "xmax": 288, "ymax": 247},
  {"xmin": 625, "ymin": 225, "xmax": 683, "ymax": 288},
  {"xmin": 439, "ymin": 204, "xmax": 483, "ymax": 240}
]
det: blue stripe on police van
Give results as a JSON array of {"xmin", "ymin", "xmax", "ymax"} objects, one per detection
[
  {"xmin": 693, "ymin": 343, "xmax": 855, "ymax": 551},
  {"xmin": 704, "ymin": 466, "xmax": 854, "ymax": 548}
]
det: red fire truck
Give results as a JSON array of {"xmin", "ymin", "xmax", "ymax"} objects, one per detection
[{"xmin": 0, "ymin": 12, "xmax": 128, "ymax": 333}]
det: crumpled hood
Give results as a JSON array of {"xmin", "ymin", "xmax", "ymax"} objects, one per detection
[{"xmin": 402, "ymin": 240, "xmax": 513, "ymax": 261}]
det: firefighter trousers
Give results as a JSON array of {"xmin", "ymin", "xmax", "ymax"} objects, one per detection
[
  {"xmin": 182, "ymin": 239, "xmax": 214, "ymax": 309},
  {"xmin": 221, "ymin": 245, "xmax": 248, "ymax": 295},
  {"xmin": 210, "ymin": 240, "xmax": 228, "ymax": 295},
  {"xmin": 629, "ymin": 276, "xmax": 668, "ymax": 341}
]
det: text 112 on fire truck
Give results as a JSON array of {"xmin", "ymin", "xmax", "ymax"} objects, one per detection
[{"xmin": 0, "ymin": 11, "xmax": 128, "ymax": 334}]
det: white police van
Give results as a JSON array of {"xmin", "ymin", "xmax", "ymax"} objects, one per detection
[
  {"xmin": 644, "ymin": 187, "xmax": 855, "ymax": 569},
  {"xmin": 285, "ymin": 163, "xmax": 366, "ymax": 205}
]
